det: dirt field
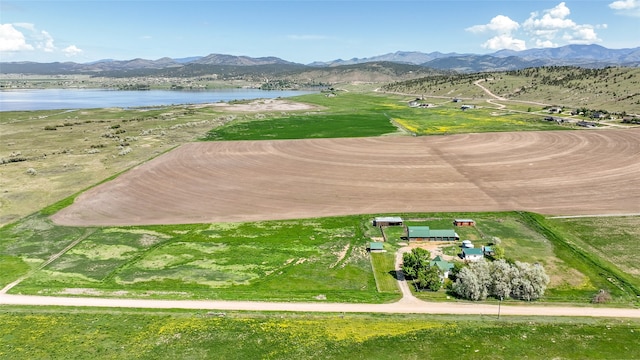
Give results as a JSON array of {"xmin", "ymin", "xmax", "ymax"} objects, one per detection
[{"xmin": 52, "ymin": 129, "xmax": 640, "ymax": 226}]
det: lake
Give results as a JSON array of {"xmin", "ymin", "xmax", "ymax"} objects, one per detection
[{"xmin": 0, "ymin": 88, "xmax": 315, "ymax": 112}]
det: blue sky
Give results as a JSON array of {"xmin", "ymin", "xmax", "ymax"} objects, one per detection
[{"xmin": 1, "ymin": 0, "xmax": 639, "ymax": 64}]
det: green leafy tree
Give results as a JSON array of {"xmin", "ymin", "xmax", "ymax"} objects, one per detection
[{"xmin": 402, "ymin": 248, "xmax": 430, "ymax": 280}]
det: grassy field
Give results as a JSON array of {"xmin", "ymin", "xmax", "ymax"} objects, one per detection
[
  {"xmin": 203, "ymin": 91, "xmax": 567, "ymax": 140},
  {"xmin": 0, "ymin": 212, "xmax": 398, "ymax": 303},
  {"xmin": 1, "ymin": 307, "xmax": 638, "ymax": 360},
  {"xmin": 3, "ymin": 208, "xmax": 637, "ymax": 305}
]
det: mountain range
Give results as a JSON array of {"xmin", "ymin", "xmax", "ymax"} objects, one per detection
[{"xmin": 1, "ymin": 44, "xmax": 638, "ymax": 77}]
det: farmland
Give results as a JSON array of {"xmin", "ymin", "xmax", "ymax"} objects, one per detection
[{"xmin": 2, "ymin": 83, "xmax": 640, "ymax": 358}]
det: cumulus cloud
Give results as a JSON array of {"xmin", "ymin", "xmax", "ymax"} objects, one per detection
[
  {"xmin": 482, "ymin": 35, "xmax": 527, "ymax": 51},
  {"xmin": 609, "ymin": 0, "xmax": 638, "ymax": 9},
  {"xmin": 63, "ymin": 45, "xmax": 83, "ymax": 57},
  {"xmin": 609, "ymin": 0, "xmax": 640, "ymax": 16},
  {"xmin": 0, "ymin": 23, "xmax": 34, "ymax": 51},
  {"xmin": 466, "ymin": 15, "xmax": 526, "ymax": 50},
  {"xmin": 523, "ymin": 2, "xmax": 603, "ymax": 45},
  {"xmin": 466, "ymin": 15, "xmax": 520, "ymax": 34}
]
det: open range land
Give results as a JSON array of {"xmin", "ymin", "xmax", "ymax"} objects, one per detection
[{"xmin": 53, "ymin": 129, "xmax": 640, "ymax": 226}]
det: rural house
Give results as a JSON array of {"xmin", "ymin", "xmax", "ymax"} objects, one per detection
[
  {"xmin": 372, "ymin": 217, "xmax": 403, "ymax": 227},
  {"xmin": 430, "ymin": 255, "xmax": 454, "ymax": 279},
  {"xmin": 462, "ymin": 247, "xmax": 484, "ymax": 262},
  {"xmin": 406, "ymin": 226, "xmax": 459, "ymax": 241}
]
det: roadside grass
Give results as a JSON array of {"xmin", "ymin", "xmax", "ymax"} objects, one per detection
[{"xmin": 1, "ymin": 307, "xmax": 639, "ymax": 359}]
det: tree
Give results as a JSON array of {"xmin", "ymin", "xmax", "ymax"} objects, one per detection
[
  {"xmin": 511, "ymin": 262, "xmax": 549, "ymax": 301},
  {"xmin": 416, "ymin": 265, "xmax": 442, "ymax": 291},
  {"xmin": 402, "ymin": 248, "xmax": 430, "ymax": 280},
  {"xmin": 493, "ymin": 245, "xmax": 505, "ymax": 260},
  {"xmin": 453, "ymin": 260, "xmax": 490, "ymax": 300},
  {"xmin": 489, "ymin": 259, "xmax": 517, "ymax": 300},
  {"xmin": 453, "ymin": 266, "xmax": 485, "ymax": 300}
]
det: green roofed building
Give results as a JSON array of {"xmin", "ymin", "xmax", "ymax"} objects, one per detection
[
  {"xmin": 369, "ymin": 242, "xmax": 385, "ymax": 252},
  {"xmin": 430, "ymin": 256, "xmax": 455, "ymax": 279},
  {"xmin": 407, "ymin": 226, "xmax": 459, "ymax": 241}
]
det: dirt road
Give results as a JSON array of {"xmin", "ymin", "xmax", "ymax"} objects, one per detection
[{"xmin": 1, "ymin": 293, "xmax": 639, "ymax": 318}]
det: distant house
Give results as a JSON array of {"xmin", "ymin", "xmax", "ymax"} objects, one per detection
[
  {"xmin": 430, "ymin": 255, "xmax": 454, "ymax": 279},
  {"xmin": 548, "ymin": 107, "xmax": 562, "ymax": 114},
  {"xmin": 453, "ymin": 219, "xmax": 475, "ymax": 227},
  {"xmin": 368, "ymin": 242, "xmax": 385, "ymax": 253},
  {"xmin": 372, "ymin": 217, "xmax": 403, "ymax": 227},
  {"xmin": 591, "ymin": 112, "xmax": 606, "ymax": 119},
  {"xmin": 460, "ymin": 105, "xmax": 475, "ymax": 110},
  {"xmin": 407, "ymin": 226, "xmax": 459, "ymax": 241},
  {"xmin": 452, "ymin": 98, "xmax": 462, "ymax": 103},
  {"xmin": 462, "ymin": 247, "xmax": 484, "ymax": 262}
]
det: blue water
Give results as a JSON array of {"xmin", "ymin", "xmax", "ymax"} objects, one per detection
[{"xmin": 0, "ymin": 88, "xmax": 315, "ymax": 112}]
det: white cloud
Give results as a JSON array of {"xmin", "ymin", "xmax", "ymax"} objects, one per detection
[
  {"xmin": 466, "ymin": 15, "xmax": 520, "ymax": 35},
  {"xmin": 39, "ymin": 30, "xmax": 55, "ymax": 52},
  {"xmin": 0, "ymin": 23, "xmax": 34, "ymax": 51},
  {"xmin": 609, "ymin": 0, "xmax": 638, "ymax": 10},
  {"xmin": 609, "ymin": 0, "xmax": 640, "ymax": 16},
  {"xmin": 523, "ymin": 2, "xmax": 602, "ymax": 45},
  {"xmin": 535, "ymin": 39, "xmax": 557, "ymax": 48},
  {"xmin": 482, "ymin": 35, "xmax": 527, "ymax": 51},
  {"xmin": 63, "ymin": 45, "xmax": 83, "ymax": 57}
]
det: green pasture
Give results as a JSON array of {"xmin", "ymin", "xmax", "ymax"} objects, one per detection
[
  {"xmin": 202, "ymin": 92, "xmax": 403, "ymax": 140},
  {"xmin": 2, "ymin": 210, "xmax": 638, "ymax": 304},
  {"xmin": 0, "ymin": 213, "xmax": 396, "ymax": 303},
  {"xmin": 545, "ymin": 216, "xmax": 640, "ymax": 293},
  {"xmin": 1, "ymin": 308, "xmax": 639, "ymax": 360},
  {"xmin": 202, "ymin": 91, "xmax": 566, "ymax": 141}
]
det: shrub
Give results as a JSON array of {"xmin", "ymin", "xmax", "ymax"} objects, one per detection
[
  {"xmin": 26, "ymin": 168, "xmax": 37, "ymax": 176},
  {"xmin": 592, "ymin": 289, "xmax": 612, "ymax": 304},
  {"xmin": 44, "ymin": 125, "xmax": 57, "ymax": 131}
]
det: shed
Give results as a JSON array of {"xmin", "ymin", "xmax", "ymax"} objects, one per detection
[
  {"xmin": 482, "ymin": 245, "xmax": 495, "ymax": 256},
  {"xmin": 453, "ymin": 219, "xmax": 475, "ymax": 226},
  {"xmin": 462, "ymin": 240, "xmax": 473, "ymax": 248},
  {"xmin": 372, "ymin": 217, "xmax": 403, "ymax": 227},
  {"xmin": 462, "ymin": 248, "xmax": 484, "ymax": 262},
  {"xmin": 368, "ymin": 242, "xmax": 385, "ymax": 252}
]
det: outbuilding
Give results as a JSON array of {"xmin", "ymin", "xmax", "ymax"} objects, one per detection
[
  {"xmin": 407, "ymin": 226, "xmax": 459, "ymax": 241},
  {"xmin": 462, "ymin": 248, "xmax": 484, "ymax": 262},
  {"xmin": 368, "ymin": 242, "xmax": 385, "ymax": 252},
  {"xmin": 372, "ymin": 217, "xmax": 404, "ymax": 227},
  {"xmin": 453, "ymin": 219, "xmax": 475, "ymax": 226}
]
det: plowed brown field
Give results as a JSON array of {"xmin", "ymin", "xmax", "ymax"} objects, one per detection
[{"xmin": 52, "ymin": 129, "xmax": 640, "ymax": 226}]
